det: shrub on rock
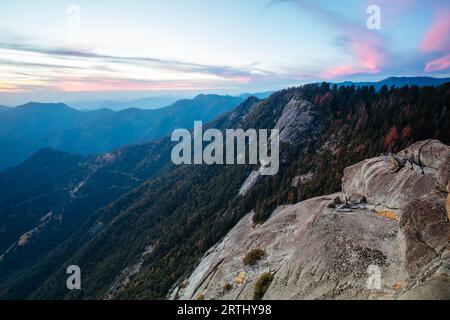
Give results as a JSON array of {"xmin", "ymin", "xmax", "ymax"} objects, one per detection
[
  {"xmin": 243, "ymin": 248, "xmax": 266, "ymax": 266},
  {"xmin": 253, "ymin": 273, "xmax": 274, "ymax": 300}
]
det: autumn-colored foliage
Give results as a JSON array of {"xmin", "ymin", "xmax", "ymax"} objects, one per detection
[
  {"xmin": 401, "ymin": 126, "xmax": 413, "ymax": 141},
  {"xmin": 356, "ymin": 144, "xmax": 365, "ymax": 153},
  {"xmin": 384, "ymin": 126, "xmax": 399, "ymax": 151}
]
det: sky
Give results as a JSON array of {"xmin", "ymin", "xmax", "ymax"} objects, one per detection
[{"xmin": 0, "ymin": 0, "xmax": 449, "ymax": 105}]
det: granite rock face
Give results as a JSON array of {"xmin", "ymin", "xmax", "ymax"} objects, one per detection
[
  {"xmin": 342, "ymin": 140, "xmax": 450, "ymax": 210},
  {"xmin": 274, "ymin": 98, "xmax": 319, "ymax": 144},
  {"xmin": 171, "ymin": 141, "xmax": 450, "ymax": 300},
  {"xmin": 238, "ymin": 97, "xmax": 321, "ymax": 196}
]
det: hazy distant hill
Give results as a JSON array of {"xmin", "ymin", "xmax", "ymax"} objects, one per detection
[
  {"xmin": 337, "ymin": 76, "xmax": 450, "ymax": 89},
  {"xmin": 0, "ymin": 105, "xmax": 10, "ymax": 113},
  {"xmin": 0, "ymin": 94, "xmax": 242, "ymax": 169},
  {"xmin": 0, "ymin": 102, "xmax": 112, "ymax": 140},
  {"xmin": 70, "ymin": 96, "xmax": 183, "ymax": 111},
  {"xmin": 238, "ymin": 91, "xmax": 274, "ymax": 100},
  {"xmin": 41, "ymin": 94, "xmax": 243, "ymax": 156}
]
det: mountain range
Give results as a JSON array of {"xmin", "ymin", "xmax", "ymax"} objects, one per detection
[
  {"xmin": 238, "ymin": 91, "xmax": 274, "ymax": 100},
  {"xmin": 69, "ymin": 96, "xmax": 183, "ymax": 111},
  {"xmin": 337, "ymin": 76, "xmax": 450, "ymax": 90},
  {"xmin": 0, "ymin": 94, "xmax": 243, "ymax": 170},
  {"xmin": 0, "ymin": 80, "xmax": 448, "ymax": 299},
  {"xmin": 60, "ymin": 92, "xmax": 274, "ymax": 111}
]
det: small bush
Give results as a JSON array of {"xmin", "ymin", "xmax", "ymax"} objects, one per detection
[
  {"xmin": 196, "ymin": 294, "xmax": 205, "ymax": 300},
  {"xmin": 253, "ymin": 200, "xmax": 277, "ymax": 224},
  {"xmin": 223, "ymin": 283, "xmax": 233, "ymax": 292},
  {"xmin": 243, "ymin": 248, "xmax": 266, "ymax": 266},
  {"xmin": 235, "ymin": 271, "xmax": 247, "ymax": 284},
  {"xmin": 253, "ymin": 272, "xmax": 274, "ymax": 300}
]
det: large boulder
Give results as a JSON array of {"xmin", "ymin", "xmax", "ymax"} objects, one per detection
[
  {"xmin": 342, "ymin": 139, "xmax": 450, "ymax": 210},
  {"xmin": 172, "ymin": 141, "xmax": 450, "ymax": 300},
  {"xmin": 342, "ymin": 157, "xmax": 436, "ymax": 209},
  {"xmin": 398, "ymin": 140, "xmax": 450, "ymax": 172}
]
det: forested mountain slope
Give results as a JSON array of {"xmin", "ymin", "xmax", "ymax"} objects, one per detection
[{"xmin": 0, "ymin": 83, "xmax": 449, "ymax": 299}]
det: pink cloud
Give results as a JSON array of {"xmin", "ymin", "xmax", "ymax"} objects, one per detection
[
  {"xmin": 421, "ymin": 11, "xmax": 450, "ymax": 53},
  {"xmin": 322, "ymin": 34, "xmax": 385, "ymax": 79},
  {"xmin": 424, "ymin": 54, "xmax": 450, "ymax": 72},
  {"xmin": 226, "ymin": 76, "xmax": 252, "ymax": 84},
  {"xmin": 55, "ymin": 75, "xmax": 253, "ymax": 93},
  {"xmin": 57, "ymin": 78, "xmax": 203, "ymax": 92},
  {"xmin": 322, "ymin": 66, "xmax": 360, "ymax": 79},
  {"xmin": 348, "ymin": 38, "xmax": 385, "ymax": 72},
  {"xmin": 0, "ymin": 83, "xmax": 25, "ymax": 93},
  {"xmin": 286, "ymin": 1, "xmax": 386, "ymax": 79},
  {"xmin": 421, "ymin": 10, "xmax": 450, "ymax": 72}
]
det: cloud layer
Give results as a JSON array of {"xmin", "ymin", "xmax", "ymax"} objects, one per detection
[{"xmin": 0, "ymin": 0, "xmax": 449, "ymax": 99}]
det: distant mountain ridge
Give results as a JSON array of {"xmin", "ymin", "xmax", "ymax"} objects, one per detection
[
  {"xmin": 70, "ymin": 96, "xmax": 183, "ymax": 111},
  {"xmin": 0, "ymin": 94, "xmax": 243, "ymax": 169},
  {"xmin": 238, "ymin": 91, "xmax": 274, "ymax": 100},
  {"xmin": 337, "ymin": 76, "xmax": 450, "ymax": 89},
  {"xmin": 0, "ymin": 105, "xmax": 10, "ymax": 112}
]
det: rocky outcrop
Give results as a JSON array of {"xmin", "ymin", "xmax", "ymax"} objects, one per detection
[
  {"xmin": 238, "ymin": 98, "xmax": 320, "ymax": 196},
  {"xmin": 342, "ymin": 140, "xmax": 450, "ymax": 210},
  {"xmin": 238, "ymin": 170, "xmax": 261, "ymax": 196},
  {"xmin": 171, "ymin": 140, "xmax": 450, "ymax": 300},
  {"xmin": 274, "ymin": 98, "xmax": 320, "ymax": 144},
  {"xmin": 342, "ymin": 139, "xmax": 450, "ymax": 281}
]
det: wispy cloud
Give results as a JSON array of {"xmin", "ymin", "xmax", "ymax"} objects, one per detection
[
  {"xmin": 421, "ymin": 9, "xmax": 450, "ymax": 72},
  {"xmin": 425, "ymin": 54, "xmax": 450, "ymax": 72},
  {"xmin": 269, "ymin": 0, "xmax": 388, "ymax": 79},
  {"xmin": 0, "ymin": 42, "xmax": 267, "ymax": 92},
  {"xmin": 421, "ymin": 10, "xmax": 450, "ymax": 53},
  {"xmin": 1, "ymin": 0, "xmax": 448, "ymax": 99}
]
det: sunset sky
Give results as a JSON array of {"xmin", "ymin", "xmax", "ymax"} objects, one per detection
[{"xmin": 0, "ymin": 0, "xmax": 449, "ymax": 105}]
